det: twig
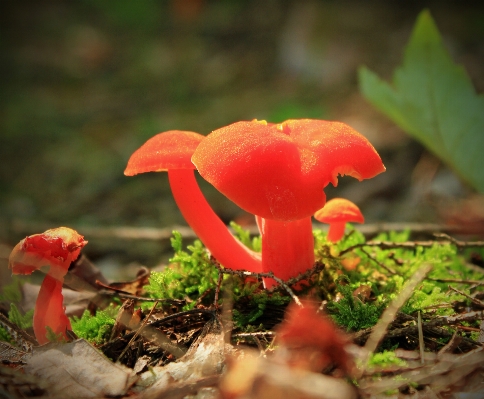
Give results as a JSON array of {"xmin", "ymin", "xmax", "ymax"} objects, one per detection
[
  {"xmin": 418, "ymin": 311, "xmax": 424, "ymax": 365},
  {"xmin": 340, "ymin": 237, "xmax": 484, "ymax": 256},
  {"xmin": 97, "ymin": 289, "xmax": 185, "ymax": 305},
  {"xmin": 116, "ymin": 300, "xmax": 159, "ymax": 362},
  {"xmin": 425, "ymin": 277, "xmax": 484, "ymax": 285},
  {"xmin": 213, "ymin": 269, "xmax": 224, "ymax": 309},
  {"xmin": 359, "ymin": 247, "xmax": 396, "ymax": 275},
  {"xmin": 210, "ymin": 258, "xmax": 304, "ymax": 307},
  {"xmin": 358, "ymin": 263, "xmax": 433, "ymax": 377},
  {"xmin": 232, "ymin": 331, "xmax": 276, "ymax": 339},
  {"xmin": 448, "ymin": 286, "xmax": 484, "ymax": 308}
]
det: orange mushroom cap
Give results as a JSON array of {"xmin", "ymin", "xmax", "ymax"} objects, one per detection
[
  {"xmin": 314, "ymin": 198, "xmax": 364, "ymax": 224},
  {"xmin": 9, "ymin": 227, "xmax": 87, "ymax": 345},
  {"xmin": 9, "ymin": 227, "xmax": 87, "ymax": 277},
  {"xmin": 124, "ymin": 130, "xmax": 204, "ymax": 175},
  {"xmin": 314, "ymin": 198, "xmax": 364, "ymax": 242},
  {"xmin": 192, "ymin": 119, "xmax": 385, "ymax": 221}
]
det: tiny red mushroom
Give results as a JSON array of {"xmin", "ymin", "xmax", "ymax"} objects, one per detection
[
  {"xmin": 124, "ymin": 130, "xmax": 261, "ymax": 272},
  {"xmin": 192, "ymin": 119, "xmax": 385, "ymax": 288},
  {"xmin": 8, "ymin": 227, "xmax": 87, "ymax": 345},
  {"xmin": 275, "ymin": 299, "xmax": 353, "ymax": 375},
  {"xmin": 314, "ymin": 198, "xmax": 364, "ymax": 242}
]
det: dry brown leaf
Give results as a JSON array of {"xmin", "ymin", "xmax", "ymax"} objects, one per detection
[
  {"xmin": 220, "ymin": 351, "xmax": 357, "ymax": 399},
  {"xmin": 24, "ymin": 339, "xmax": 136, "ymax": 398}
]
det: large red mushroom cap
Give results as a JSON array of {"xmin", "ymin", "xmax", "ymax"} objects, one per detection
[
  {"xmin": 314, "ymin": 198, "xmax": 364, "ymax": 242},
  {"xmin": 124, "ymin": 130, "xmax": 204, "ymax": 175},
  {"xmin": 192, "ymin": 119, "xmax": 385, "ymax": 221}
]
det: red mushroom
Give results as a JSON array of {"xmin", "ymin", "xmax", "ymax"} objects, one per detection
[
  {"xmin": 192, "ymin": 119, "xmax": 385, "ymax": 287},
  {"xmin": 275, "ymin": 299, "xmax": 353, "ymax": 375},
  {"xmin": 8, "ymin": 227, "xmax": 87, "ymax": 345},
  {"xmin": 124, "ymin": 130, "xmax": 261, "ymax": 272},
  {"xmin": 314, "ymin": 198, "xmax": 364, "ymax": 242}
]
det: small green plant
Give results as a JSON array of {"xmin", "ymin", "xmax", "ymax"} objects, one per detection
[
  {"xmin": 360, "ymin": 9, "xmax": 484, "ymax": 193},
  {"xmin": 0, "ymin": 277, "xmax": 25, "ymax": 303},
  {"xmin": 144, "ymin": 231, "xmax": 219, "ymax": 310},
  {"xmin": 232, "ymin": 282, "xmax": 290, "ymax": 328},
  {"xmin": 230, "ymin": 221, "xmax": 261, "ymax": 252},
  {"xmin": 368, "ymin": 350, "xmax": 407, "ymax": 369},
  {"xmin": 71, "ymin": 306, "xmax": 118, "ymax": 344},
  {"xmin": 0, "ymin": 326, "xmax": 11, "ymax": 343},
  {"xmin": 327, "ymin": 284, "xmax": 386, "ymax": 331},
  {"xmin": 8, "ymin": 303, "xmax": 33, "ymax": 330}
]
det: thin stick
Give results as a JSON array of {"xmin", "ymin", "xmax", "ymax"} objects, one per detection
[
  {"xmin": 426, "ymin": 277, "xmax": 484, "ymax": 285},
  {"xmin": 210, "ymin": 258, "xmax": 304, "ymax": 307},
  {"xmin": 358, "ymin": 264, "xmax": 432, "ymax": 378},
  {"xmin": 448, "ymin": 286, "xmax": 484, "ymax": 308},
  {"xmin": 418, "ymin": 311, "xmax": 425, "ymax": 365},
  {"xmin": 97, "ymin": 289, "xmax": 186, "ymax": 305},
  {"xmin": 359, "ymin": 247, "xmax": 396, "ymax": 275},
  {"xmin": 340, "ymin": 238, "xmax": 484, "ymax": 256},
  {"xmin": 213, "ymin": 269, "xmax": 224, "ymax": 309},
  {"xmin": 116, "ymin": 300, "xmax": 159, "ymax": 363}
]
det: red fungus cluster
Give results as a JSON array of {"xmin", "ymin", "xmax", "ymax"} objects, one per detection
[
  {"xmin": 126, "ymin": 119, "xmax": 385, "ymax": 287},
  {"xmin": 9, "ymin": 227, "xmax": 87, "ymax": 345}
]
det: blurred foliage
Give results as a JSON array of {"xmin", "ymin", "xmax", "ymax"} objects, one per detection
[
  {"xmin": 360, "ymin": 10, "xmax": 484, "ymax": 193},
  {"xmin": 1, "ymin": 2, "xmax": 483, "ymax": 270}
]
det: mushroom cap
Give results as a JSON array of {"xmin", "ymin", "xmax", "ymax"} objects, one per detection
[
  {"xmin": 313, "ymin": 198, "xmax": 364, "ymax": 224},
  {"xmin": 124, "ymin": 130, "xmax": 204, "ymax": 176},
  {"xmin": 192, "ymin": 119, "xmax": 385, "ymax": 221},
  {"xmin": 9, "ymin": 227, "xmax": 87, "ymax": 275}
]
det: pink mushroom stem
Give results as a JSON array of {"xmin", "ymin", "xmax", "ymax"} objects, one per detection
[
  {"xmin": 168, "ymin": 169, "xmax": 261, "ymax": 272},
  {"xmin": 34, "ymin": 273, "xmax": 71, "ymax": 345},
  {"xmin": 258, "ymin": 216, "xmax": 315, "ymax": 289}
]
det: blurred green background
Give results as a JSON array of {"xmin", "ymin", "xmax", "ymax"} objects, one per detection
[{"xmin": 1, "ymin": 1, "xmax": 483, "ymax": 275}]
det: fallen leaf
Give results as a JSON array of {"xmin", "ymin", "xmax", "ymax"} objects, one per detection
[{"xmin": 25, "ymin": 339, "xmax": 136, "ymax": 398}]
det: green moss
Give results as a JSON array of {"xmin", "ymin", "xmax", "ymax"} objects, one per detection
[
  {"xmin": 144, "ymin": 231, "xmax": 219, "ymax": 310},
  {"xmin": 0, "ymin": 277, "xmax": 26, "ymax": 303},
  {"xmin": 327, "ymin": 284, "xmax": 386, "ymax": 332},
  {"xmin": 230, "ymin": 221, "xmax": 261, "ymax": 252},
  {"xmin": 232, "ymin": 282, "xmax": 290, "ymax": 328},
  {"xmin": 8, "ymin": 303, "xmax": 33, "ymax": 330},
  {"xmin": 71, "ymin": 306, "xmax": 117, "ymax": 344},
  {"xmin": 0, "ymin": 326, "xmax": 12, "ymax": 343},
  {"xmin": 368, "ymin": 350, "xmax": 407, "ymax": 368}
]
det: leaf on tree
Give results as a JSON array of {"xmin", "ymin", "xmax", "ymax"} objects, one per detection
[{"xmin": 359, "ymin": 9, "xmax": 484, "ymax": 193}]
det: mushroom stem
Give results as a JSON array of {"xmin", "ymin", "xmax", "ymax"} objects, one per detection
[
  {"xmin": 34, "ymin": 274, "xmax": 71, "ymax": 345},
  {"xmin": 327, "ymin": 221, "xmax": 347, "ymax": 242},
  {"xmin": 168, "ymin": 169, "xmax": 262, "ymax": 272},
  {"xmin": 258, "ymin": 217, "xmax": 315, "ymax": 288}
]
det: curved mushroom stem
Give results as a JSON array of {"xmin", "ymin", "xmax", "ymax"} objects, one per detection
[
  {"xmin": 168, "ymin": 169, "xmax": 262, "ymax": 272},
  {"xmin": 258, "ymin": 217, "xmax": 315, "ymax": 289},
  {"xmin": 327, "ymin": 222, "xmax": 346, "ymax": 242},
  {"xmin": 33, "ymin": 273, "xmax": 71, "ymax": 345}
]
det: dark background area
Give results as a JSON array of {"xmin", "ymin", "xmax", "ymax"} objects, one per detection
[{"xmin": 1, "ymin": 0, "xmax": 483, "ymax": 280}]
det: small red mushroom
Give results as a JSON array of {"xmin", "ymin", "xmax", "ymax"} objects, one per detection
[
  {"xmin": 192, "ymin": 119, "xmax": 385, "ymax": 287},
  {"xmin": 124, "ymin": 130, "xmax": 261, "ymax": 272},
  {"xmin": 314, "ymin": 198, "xmax": 364, "ymax": 242},
  {"xmin": 275, "ymin": 300, "xmax": 353, "ymax": 375},
  {"xmin": 9, "ymin": 227, "xmax": 87, "ymax": 345}
]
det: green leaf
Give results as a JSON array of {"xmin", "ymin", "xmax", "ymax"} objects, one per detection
[{"xmin": 359, "ymin": 10, "xmax": 484, "ymax": 192}]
